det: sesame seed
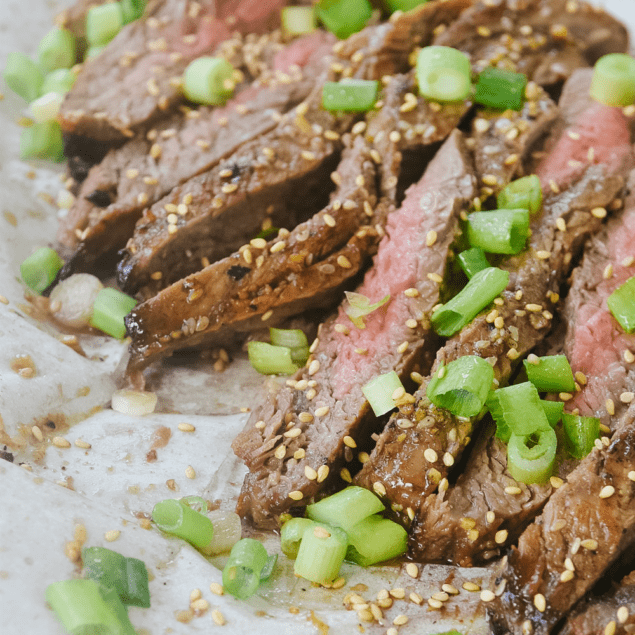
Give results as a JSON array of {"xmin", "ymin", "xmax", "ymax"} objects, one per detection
[
  {"xmin": 599, "ymin": 485, "xmax": 615, "ymax": 499},
  {"xmin": 427, "ymin": 272, "xmax": 443, "ymax": 283},
  {"xmin": 298, "ymin": 412, "xmax": 314, "ymax": 423},
  {"xmin": 481, "ymin": 590, "xmax": 496, "ymax": 602},
  {"xmin": 560, "ymin": 570, "xmax": 574, "ymax": 582},
  {"xmin": 75, "ymin": 438, "xmax": 91, "ymax": 449},
  {"xmin": 104, "ymin": 530, "xmax": 120, "ymax": 542},
  {"xmin": 591, "ymin": 207, "xmax": 607, "ymax": 219},
  {"xmin": 250, "ymin": 237, "xmax": 267, "ymax": 249},
  {"xmin": 352, "ymin": 121, "xmax": 366, "ymax": 135},
  {"xmin": 628, "ymin": 471, "xmax": 635, "ymax": 481},
  {"xmin": 294, "ymin": 449, "xmax": 305, "ymax": 460},
  {"xmin": 495, "ymin": 529, "xmax": 508, "ymax": 544},
  {"xmin": 0, "ymin": 295, "xmax": 8, "ymax": 304},
  {"xmin": 428, "ymin": 598, "xmax": 443, "ymax": 609},
  {"xmin": 482, "ymin": 174, "xmax": 498, "ymax": 186},
  {"xmin": 373, "ymin": 481, "xmax": 386, "ymax": 496},
  {"xmin": 393, "ymin": 615, "xmax": 408, "ymax": 626},
  {"xmin": 534, "ymin": 593, "xmax": 546, "ymax": 612},
  {"xmin": 284, "ymin": 427, "xmax": 302, "ymax": 439},
  {"xmin": 308, "ymin": 359, "xmax": 320, "ymax": 375},
  {"xmin": 560, "ymin": 392, "xmax": 573, "ymax": 401},
  {"xmin": 605, "ymin": 621, "xmax": 617, "ymax": 635},
  {"xmin": 507, "ymin": 348, "xmax": 520, "ymax": 360},
  {"xmin": 623, "ymin": 256, "xmax": 635, "ymax": 268},
  {"xmin": 550, "ymin": 476, "xmax": 564, "ymax": 488},
  {"xmin": 343, "ymin": 435, "xmax": 357, "ymax": 448},
  {"xmin": 564, "ymin": 557, "xmax": 575, "ymax": 571},
  {"xmin": 317, "ymin": 466, "xmax": 329, "ymax": 482},
  {"xmin": 604, "ymin": 264, "xmax": 614, "ymax": 279},
  {"xmin": 211, "ymin": 609, "xmax": 225, "ymax": 625},
  {"xmin": 494, "ymin": 316, "xmax": 505, "ymax": 329},
  {"xmin": 178, "ymin": 423, "xmax": 196, "ymax": 432},
  {"xmin": 314, "ymin": 526, "xmax": 331, "ymax": 539},
  {"xmin": 536, "ymin": 250, "xmax": 551, "ymax": 260},
  {"xmin": 340, "ymin": 468, "xmax": 352, "ymax": 483},
  {"xmin": 274, "ymin": 445, "xmax": 286, "ymax": 460},
  {"xmin": 288, "ymin": 490, "xmax": 303, "ymax": 500},
  {"xmin": 315, "ymin": 406, "xmax": 329, "ymax": 417},
  {"xmin": 323, "ymin": 213, "xmax": 336, "ymax": 227},
  {"xmin": 617, "ymin": 606, "xmax": 629, "ymax": 623},
  {"xmin": 52, "ymin": 436, "xmax": 71, "ymax": 448},
  {"xmin": 404, "ymin": 287, "xmax": 419, "ymax": 297},
  {"xmin": 185, "ymin": 465, "xmax": 196, "ymax": 479},
  {"xmin": 389, "ymin": 131, "xmax": 401, "ymax": 143},
  {"xmin": 301, "ymin": 150, "xmax": 316, "ymax": 161},
  {"xmin": 624, "ymin": 350, "xmax": 635, "ymax": 363},
  {"xmin": 463, "ymin": 581, "xmax": 481, "ymax": 592},
  {"xmin": 405, "ymin": 318, "xmax": 418, "ymax": 329},
  {"xmin": 405, "ymin": 562, "xmax": 419, "ymax": 578},
  {"xmin": 397, "ymin": 341, "xmax": 409, "ymax": 353},
  {"xmin": 261, "ymin": 310, "xmax": 273, "ymax": 322},
  {"xmin": 424, "ymin": 448, "xmax": 438, "ymax": 463},
  {"xmin": 620, "ymin": 392, "xmax": 634, "ymax": 404},
  {"xmin": 505, "ymin": 486, "xmax": 522, "ymax": 495},
  {"xmin": 606, "ymin": 399, "xmax": 615, "ymax": 415},
  {"xmin": 337, "ymin": 255, "xmax": 352, "ymax": 269},
  {"xmin": 443, "ymin": 584, "xmax": 459, "ymax": 595}
]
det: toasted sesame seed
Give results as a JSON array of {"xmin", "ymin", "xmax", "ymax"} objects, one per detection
[
  {"xmin": 343, "ymin": 435, "xmax": 357, "ymax": 448},
  {"xmin": 210, "ymin": 582, "xmax": 224, "ymax": 596},
  {"xmin": 564, "ymin": 557, "xmax": 575, "ymax": 572},
  {"xmin": 261, "ymin": 310, "xmax": 273, "ymax": 322},
  {"xmin": 294, "ymin": 449, "xmax": 306, "ymax": 460},
  {"xmin": 599, "ymin": 485, "xmax": 615, "ymax": 499},
  {"xmin": 284, "ymin": 427, "xmax": 302, "ymax": 439},
  {"xmin": 495, "ymin": 529, "xmax": 508, "ymax": 544},
  {"xmin": 482, "ymin": 174, "xmax": 498, "ymax": 186},
  {"xmin": 340, "ymin": 467, "xmax": 352, "ymax": 483},
  {"xmin": 620, "ymin": 392, "xmax": 634, "ymax": 404},
  {"xmin": 591, "ymin": 207, "xmax": 607, "ymax": 219},
  {"xmin": 481, "ymin": 590, "xmax": 496, "ymax": 602},
  {"xmin": 605, "ymin": 621, "xmax": 617, "ymax": 635},
  {"xmin": 317, "ymin": 465, "xmax": 329, "ymax": 483},
  {"xmin": 606, "ymin": 398, "xmax": 615, "ymax": 415},
  {"xmin": 536, "ymin": 250, "xmax": 551, "ymax": 260},
  {"xmin": 443, "ymin": 584, "xmax": 459, "ymax": 595},
  {"xmin": 533, "ymin": 593, "xmax": 546, "ymax": 612},
  {"xmin": 352, "ymin": 121, "xmax": 367, "ymax": 135},
  {"xmin": 624, "ymin": 349, "xmax": 635, "ymax": 364},
  {"xmin": 274, "ymin": 445, "xmax": 286, "ymax": 460},
  {"xmin": 463, "ymin": 581, "xmax": 481, "ymax": 592},
  {"xmin": 104, "ymin": 530, "xmax": 120, "ymax": 542},
  {"xmin": 617, "ymin": 606, "xmax": 629, "ymax": 623},
  {"xmin": 424, "ymin": 448, "xmax": 438, "ymax": 463},
  {"xmin": 393, "ymin": 615, "xmax": 408, "ymax": 626},
  {"xmin": 185, "ymin": 465, "xmax": 196, "ymax": 479},
  {"xmin": 505, "ymin": 486, "xmax": 522, "ymax": 495},
  {"xmin": 628, "ymin": 471, "xmax": 635, "ymax": 481},
  {"xmin": 52, "ymin": 436, "xmax": 71, "ymax": 448},
  {"xmin": 298, "ymin": 412, "xmax": 314, "ymax": 423},
  {"xmin": 211, "ymin": 609, "xmax": 225, "ymax": 625},
  {"xmin": 288, "ymin": 490, "xmax": 303, "ymax": 500},
  {"xmin": 405, "ymin": 562, "xmax": 419, "ymax": 578},
  {"xmin": 560, "ymin": 570, "xmax": 574, "ymax": 582},
  {"xmin": 431, "ymin": 591, "xmax": 449, "ymax": 602},
  {"xmin": 550, "ymin": 476, "xmax": 564, "ymax": 489},
  {"xmin": 373, "ymin": 481, "xmax": 386, "ymax": 496},
  {"xmin": 427, "ymin": 272, "xmax": 443, "ymax": 283},
  {"xmin": 178, "ymin": 422, "xmax": 196, "ymax": 432},
  {"xmin": 31, "ymin": 425, "xmax": 43, "ymax": 442},
  {"xmin": 337, "ymin": 255, "xmax": 352, "ymax": 269},
  {"xmin": 581, "ymin": 538, "xmax": 597, "ymax": 550}
]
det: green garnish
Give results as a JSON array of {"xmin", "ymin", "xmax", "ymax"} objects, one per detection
[
  {"xmin": 523, "ymin": 354, "xmax": 576, "ymax": 393},
  {"xmin": 152, "ymin": 498, "xmax": 214, "ymax": 555},
  {"xmin": 474, "ymin": 67, "xmax": 527, "ymax": 111},
  {"xmin": 306, "ymin": 486, "xmax": 384, "ymax": 533},
  {"xmin": 20, "ymin": 247, "xmax": 63, "ymax": 294},
  {"xmin": 361, "ymin": 370, "xmax": 405, "ymax": 416},
  {"xmin": 466, "ymin": 209, "xmax": 530, "ymax": 255},
  {"xmin": 416, "ymin": 45, "xmax": 472, "ymax": 103},
  {"xmin": 607, "ymin": 275, "xmax": 635, "ymax": 333},
  {"xmin": 183, "ymin": 56, "xmax": 235, "ymax": 106},
  {"xmin": 590, "ymin": 53, "xmax": 635, "ymax": 107},
  {"xmin": 322, "ymin": 79, "xmax": 379, "ymax": 112},
  {"xmin": 89, "ymin": 287, "xmax": 137, "ymax": 339},
  {"xmin": 314, "ymin": 0, "xmax": 372, "ymax": 40},
  {"xmin": 497, "ymin": 175, "xmax": 542, "ymax": 215}
]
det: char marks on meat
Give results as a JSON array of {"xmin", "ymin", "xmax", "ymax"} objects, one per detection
[{"xmin": 232, "ymin": 129, "xmax": 476, "ymax": 528}]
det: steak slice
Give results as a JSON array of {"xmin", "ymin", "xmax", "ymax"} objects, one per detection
[
  {"xmin": 560, "ymin": 570, "xmax": 635, "ymax": 635},
  {"xmin": 56, "ymin": 31, "xmax": 333, "ymax": 253},
  {"xmin": 433, "ymin": 0, "xmax": 628, "ymax": 87},
  {"xmin": 117, "ymin": 83, "xmax": 353, "ymax": 296},
  {"xmin": 487, "ymin": 402, "xmax": 635, "ymax": 635},
  {"xmin": 124, "ymin": 133, "xmax": 379, "ymax": 370},
  {"xmin": 58, "ymin": 0, "xmax": 287, "ymax": 142},
  {"xmin": 232, "ymin": 129, "xmax": 476, "ymax": 529},
  {"xmin": 564, "ymin": 176, "xmax": 635, "ymax": 428}
]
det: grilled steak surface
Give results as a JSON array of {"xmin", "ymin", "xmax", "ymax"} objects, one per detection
[{"xmin": 232, "ymin": 130, "xmax": 476, "ymax": 528}]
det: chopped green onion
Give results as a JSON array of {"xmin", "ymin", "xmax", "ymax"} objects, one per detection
[
  {"xmin": 281, "ymin": 6, "xmax": 316, "ymax": 36},
  {"xmin": 344, "ymin": 291, "xmax": 390, "ymax": 329},
  {"xmin": 38, "ymin": 28, "xmax": 76, "ymax": 72},
  {"xmin": 562, "ymin": 413, "xmax": 600, "ymax": 459},
  {"xmin": 86, "ymin": 2, "xmax": 124, "ymax": 46},
  {"xmin": 294, "ymin": 523, "xmax": 348, "ymax": 584},
  {"xmin": 82, "ymin": 547, "xmax": 150, "ymax": 608},
  {"xmin": 361, "ymin": 370, "xmax": 404, "ymax": 416},
  {"xmin": 346, "ymin": 514, "xmax": 407, "ymax": 566},
  {"xmin": 120, "ymin": 0, "xmax": 146, "ymax": 24},
  {"xmin": 497, "ymin": 175, "xmax": 542, "ymax": 215},
  {"xmin": 179, "ymin": 495, "xmax": 208, "ymax": 514},
  {"xmin": 20, "ymin": 121, "xmax": 65, "ymax": 161},
  {"xmin": 431, "ymin": 267, "xmax": 509, "ymax": 337},
  {"xmin": 269, "ymin": 327, "xmax": 309, "ymax": 364},
  {"xmin": 607, "ymin": 275, "xmax": 635, "ymax": 333},
  {"xmin": 541, "ymin": 399, "xmax": 565, "ymax": 427},
  {"xmin": 507, "ymin": 427, "xmax": 557, "ymax": 484},
  {"xmin": 20, "ymin": 247, "xmax": 64, "ymax": 294},
  {"xmin": 315, "ymin": 0, "xmax": 372, "ymax": 40},
  {"xmin": 152, "ymin": 499, "xmax": 214, "ymax": 555},
  {"xmin": 590, "ymin": 53, "xmax": 635, "ymax": 107},
  {"xmin": 466, "ymin": 209, "xmax": 530, "ymax": 255},
  {"xmin": 260, "ymin": 553, "xmax": 278, "ymax": 581},
  {"xmin": 45, "ymin": 579, "xmax": 136, "ymax": 635},
  {"xmin": 306, "ymin": 486, "xmax": 385, "ymax": 532},
  {"xmin": 322, "ymin": 79, "xmax": 379, "ymax": 112},
  {"xmin": 523, "ymin": 354, "xmax": 576, "ymax": 392},
  {"xmin": 183, "ymin": 56, "xmax": 235, "ymax": 106},
  {"xmin": 385, "ymin": 0, "xmax": 429, "ymax": 13},
  {"xmin": 457, "ymin": 247, "xmax": 489, "ymax": 279},
  {"xmin": 3, "ymin": 52, "xmax": 44, "ymax": 102},
  {"xmin": 28, "ymin": 92, "xmax": 65, "ymax": 123},
  {"xmin": 248, "ymin": 341, "xmax": 300, "ymax": 375},
  {"xmin": 281, "ymin": 517, "xmax": 315, "ymax": 559},
  {"xmin": 474, "ymin": 67, "xmax": 527, "ymax": 111},
  {"xmin": 89, "ymin": 287, "xmax": 137, "ymax": 339},
  {"xmin": 207, "ymin": 509, "xmax": 242, "ymax": 555},
  {"xmin": 427, "ymin": 355, "xmax": 494, "ymax": 417},
  {"xmin": 222, "ymin": 539, "xmax": 271, "ymax": 599},
  {"xmin": 488, "ymin": 382, "xmax": 552, "ymax": 443},
  {"xmin": 416, "ymin": 46, "xmax": 472, "ymax": 103}
]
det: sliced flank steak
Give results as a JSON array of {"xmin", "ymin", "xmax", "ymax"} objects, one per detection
[
  {"xmin": 232, "ymin": 130, "xmax": 476, "ymax": 529},
  {"xmin": 58, "ymin": 0, "xmax": 287, "ymax": 142},
  {"xmin": 56, "ymin": 31, "xmax": 333, "ymax": 260},
  {"xmin": 433, "ymin": 0, "xmax": 628, "ymax": 88},
  {"xmin": 124, "ymin": 133, "xmax": 379, "ymax": 370},
  {"xmin": 487, "ymin": 402, "xmax": 635, "ymax": 635}
]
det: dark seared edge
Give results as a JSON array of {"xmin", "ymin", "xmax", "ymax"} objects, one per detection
[
  {"xmin": 58, "ymin": 0, "xmax": 286, "ymax": 142},
  {"xmin": 125, "ymin": 133, "xmax": 378, "ymax": 370},
  {"xmin": 433, "ymin": 0, "xmax": 628, "ymax": 87},
  {"xmin": 232, "ymin": 130, "xmax": 476, "ymax": 529},
  {"xmin": 355, "ymin": 164, "xmax": 627, "ymax": 538},
  {"xmin": 56, "ymin": 32, "xmax": 333, "ymax": 263},
  {"xmin": 487, "ymin": 402, "xmax": 635, "ymax": 635}
]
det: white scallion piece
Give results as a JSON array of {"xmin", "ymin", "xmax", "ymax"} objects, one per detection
[
  {"xmin": 207, "ymin": 509, "xmax": 242, "ymax": 555},
  {"xmin": 111, "ymin": 389, "xmax": 158, "ymax": 416},
  {"xmin": 49, "ymin": 273, "xmax": 103, "ymax": 328},
  {"xmin": 28, "ymin": 91, "xmax": 65, "ymax": 123}
]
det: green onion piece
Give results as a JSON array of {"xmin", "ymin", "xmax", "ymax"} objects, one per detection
[
  {"xmin": 426, "ymin": 355, "xmax": 494, "ymax": 417},
  {"xmin": 474, "ymin": 66, "xmax": 527, "ymax": 111},
  {"xmin": 42, "ymin": 68, "xmax": 77, "ymax": 94},
  {"xmin": 315, "ymin": 0, "xmax": 372, "ymax": 39},
  {"xmin": 269, "ymin": 327, "xmax": 309, "ymax": 364},
  {"xmin": 281, "ymin": 6, "xmax": 316, "ymax": 35},
  {"xmin": 487, "ymin": 390, "xmax": 511, "ymax": 443},
  {"xmin": 86, "ymin": 2, "xmax": 124, "ymax": 46},
  {"xmin": 385, "ymin": 0, "xmax": 429, "ymax": 13},
  {"xmin": 306, "ymin": 486, "xmax": 385, "ymax": 533},
  {"xmin": 180, "ymin": 495, "xmax": 208, "ymax": 514},
  {"xmin": 541, "ymin": 399, "xmax": 565, "ymax": 427},
  {"xmin": 361, "ymin": 370, "xmax": 404, "ymax": 416},
  {"xmin": 255, "ymin": 226, "xmax": 279, "ymax": 240},
  {"xmin": 45, "ymin": 579, "xmax": 135, "ymax": 635},
  {"xmin": 346, "ymin": 514, "xmax": 407, "ymax": 566},
  {"xmin": 89, "ymin": 287, "xmax": 137, "ymax": 339},
  {"xmin": 344, "ymin": 291, "xmax": 390, "ymax": 329},
  {"xmin": 281, "ymin": 517, "xmax": 315, "ymax": 559},
  {"xmin": 488, "ymin": 382, "xmax": 552, "ymax": 439},
  {"xmin": 38, "ymin": 28, "xmax": 76, "ymax": 72},
  {"xmin": 590, "ymin": 53, "xmax": 635, "ymax": 107},
  {"xmin": 260, "ymin": 553, "xmax": 278, "ymax": 581},
  {"xmin": 120, "ymin": 0, "xmax": 146, "ymax": 24},
  {"xmin": 294, "ymin": 523, "xmax": 348, "ymax": 584},
  {"xmin": 247, "ymin": 341, "xmax": 300, "ymax": 375},
  {"xmin": 457, "ymin": 247, "xmax": 489, "ymax": 279},
  {"xmin": 82, "ymin": 547, "xmax": 150, "ymax": 608},
  {"xmin": 607, "ymin": 275, "xmax": 635, "ymax": 333},
  {"xmin": 497, "ymin": 175, "xmax": 542, "ymax": 215},
  {"xmin": 507, "ymin": 427, "xmax": 557, "ymax": 484},
  {"xmin": 416, "ymin": 45, "xmax": 472, "ymax": 103},
  {"xmin": 523, "ymin": 354, "xmax": 576, "ymax": 392},
  {"xmin": 466, "ymin": 209, "xmax": 530, "ymax": 255},
  {"xmin": 152, "ymin": 499, "xmax": 214, "ymax": 555},
  {"xmin": 20, "ymin": 121, "xmax": 65, "ymax": 161},
  {"xmin": 222, "ymin": 539, "xmax": 270, "ymax": 600},
  {"xmin": 322, "ymin": 79, "xmax": 379, "ymax": 112},
  {"xmin": 562, "ymin": 413, "xmax": 600, "ymax": 459},
  {"xmin": 183, "ymin": 56, "xmax": 235, "ymax": 106},
  {"xmin": 20, "ymin": 247, "xmax": 64, "ymax": 294},
  {"xmin": 431, "ymin": 267, "xmax": 509, "ymax": 337},
  {"xmin": 3, "ymin": 52, "xmax": 44, "ymax": 102}
]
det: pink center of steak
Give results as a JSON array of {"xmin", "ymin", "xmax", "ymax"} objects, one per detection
[
  {"xmin": 536, "ymin": 102, "xmax": 631, "ymax": 189},
  {"xmin": 273, "ymin": 31, "xmax": 335, "ymax": 72}
]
